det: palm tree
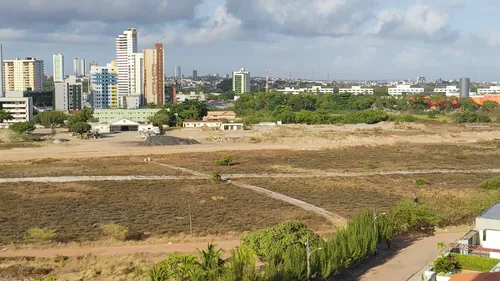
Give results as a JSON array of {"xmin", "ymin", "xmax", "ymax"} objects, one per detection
[{"xmin": 198, "ymin": 244, "xmax": 225, "ymax": 280}]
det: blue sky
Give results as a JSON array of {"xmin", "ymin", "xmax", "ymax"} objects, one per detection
[{"xmin": 1, "ymin": 0, "xmax": 500, "ymax": 81}]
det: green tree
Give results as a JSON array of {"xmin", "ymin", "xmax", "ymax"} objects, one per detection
[
  {"xmin": 482, "ymin": 100, "xmax": 498, "ymax": 112},
  {"xmin": 148, "ymin": 109, "xmax": 173, "ymax": 132},
  {"xmin": 224, "ymin": 246, "xmax": 261, "ymax": 281},
  {"xmin": 67, "ymin": 107, "xmax": 98, "ymax": 128},
  {"xmin": 0, "ymin": 109, "xmax": 13, "ymax": 123},
  {"xmin": 68, "ymin": 121, "xmax": 91, "ymax": 137},
  {"xmin": 198, "ymin": 244, "xmax": 226, "ymax": 281},
  {"xmin": 9, "ymin": 121, "xmax": 36, "ymax": 135},
  {"xmin": 218, "ymin": 78, "xmax": 233, "ymax": 93},
  {"xmin": 33, "ymin": 111, "xmax": 68, "ymax": 136}
]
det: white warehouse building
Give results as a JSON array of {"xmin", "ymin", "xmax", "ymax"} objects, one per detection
[
  {"xmin": 339, "ymin": 86, "xmax": 374, "ymax": 95},
  {"xmin": 478, "ymin": 86, "xmax": 500, "ymax": 95},
  {"xmin": 277, "ymin": 86, "xmax": 334, "ymax": 95},
  {"xmin": 434, "ymin": 86, "xmax": 460, "ymax": 97},
  {"xmin": 388, "ymin": 85, "xmax": 424, "ymax": 96}
]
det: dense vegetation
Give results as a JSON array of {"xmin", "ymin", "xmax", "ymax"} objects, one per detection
[{"xmin": 231, "ymin": 92, "xmax": 498, "ymax": 125}]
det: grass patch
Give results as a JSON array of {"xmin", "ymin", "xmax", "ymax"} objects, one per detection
[
  {"xmin": 214, "ymin": 155, "xmax": 233, "ymax": 167},
  {"xmin": 452, "ymin": 254, "xmax": 500, "ymax": 272},
  {"xmin": 100, "ymin": 223, "xmax": 128, "ymax": 241},
  {"xmin": 479, "ymin": 177, "xmax": 500, "ymax": 190},
  {"xmin": 24, "ymin": 227, "xmax": 57, "ymax": 244},
  {"xmin": 416, "ymin": 178, "xmax": 430, "ymax": 186}
]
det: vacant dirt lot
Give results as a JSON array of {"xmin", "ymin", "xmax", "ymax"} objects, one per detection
[{"xmin": 0, "ymin": 179, "xmax": 330, "ymax": 245}]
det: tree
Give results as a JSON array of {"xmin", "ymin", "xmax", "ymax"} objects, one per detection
[
  {"xmin": 218, "ymin": 78, "xmax": 233, "ymax": 93},
  {"xmin": 148, "ymin": 109, "xmax": 173, "ymax": 131},
  {"xmin": 482, "ymin": 100, "xmax": 498, "ymax": 112},
  {"xmin": 68, "ymin": 121, "xmax": 91, "ymax": 137},
  {"xmin": 67, "ymin": 107, "xmax": 97, "ymax": 128},
  {"xmin": 198, "ymin": 244, "xmax": 226, "ymax": 280},
  {"xmin": 10, "ymin": 121, "xmax": 36, "ymax": 135},
  {"xmin": 33, "ymin": 111, "xmax": 68, "ymax": 136},
  {"xmin": 0, "ymin": 109, "xmax": 13, "ymax": 123}
]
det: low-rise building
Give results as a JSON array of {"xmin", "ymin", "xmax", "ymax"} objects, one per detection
[
  {"xmin": 339, "ymin": 86, "xmax": 374, "ymax": 95},
  {"xmin": 277, "ymin": 86, "xmax": 334, "ymax": 95},
  {"xmin": 478, "ymin": 86, "xmax": 500, "ymax": 95},
  {"xmin": 176, "ymin": 91, "xmax": 206, "ymax": 103},
  {"xmin": 434, "ymin": 86, "xmax": 460, "ymax": 97},
  {"xmin": 91, "ymin": 117, "xmax": 159, "ymax": 133},
  {"xmin": 203, "ymin": 111, "xmax": 238, "ymax": 122},
  {"xmin": 93, "ymin": 109, "xmax": 161, "ymax": 123},
  {"xmin": 182, "ymin": 120, "xmax": 243, "ymax": 131},
  {"xmin": 452, "ymin": 203, "xmax": 500, "ymax": 259},
  {"xmin": 0, "ymin": 91, "xmax": 33, "ymax": 124},
  {"xmin": 388, "ymin": 85, "xmax": 424, "ymax": 96}
]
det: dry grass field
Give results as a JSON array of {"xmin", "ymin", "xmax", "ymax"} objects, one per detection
[{"xmin": 0, "ymin": 179, "xmax": 330, "ymax": 245}]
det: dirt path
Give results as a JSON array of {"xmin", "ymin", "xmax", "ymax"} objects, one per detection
[
  {"xmin": 0, "ymin": 175, "xmax": 205, "ymax": 183},
  {"xmin": 0, "ymin": 240, "xmax": 240, "ymax": 258},
  {"xmin": 358, "ymin": 232, "xmax": 464, "ymax": 281}
]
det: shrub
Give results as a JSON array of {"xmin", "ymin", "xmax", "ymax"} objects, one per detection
[
  {"xmin": 68, "ymin": 121, "xmax": 91, "ymax": 136},
  {"xmin": 451, "ymin": 254, "xmax": 500, "ymax": 272},
  {"xmin": 455, "ymin": 111, "xmax": 491, "ymax": 123},
  {"xmin": 479, "ymin": 177, "xmax": 500, "ymax": 190},
  {"xmin": 390, "ymin": 199, "xmax": 441, "ymax": 234},
  {"xmin": 24, "ymin": 227, "xmax": 57, "ymax": 243},
  {"xmin": 212, "ymin": 172, "xmax": 223, "ymax": 183},
  {"xmin": 33, "ymin": 278, "xmax": 57, "ymax": 281},
  {"xmin": 10, "ymin": 121, "xmax": 36, "ymax": 135},
  {"xmin": 215, "ymin": 155, "xmax": 233, "ymax": 166},
  {"xmin": 343, "ymin": 110, "xmax": 389, "ymax": 124},
  {"xmin": 434, "ymin": 256, "xmax": 460, "ymax": 274},
  {"xmin": 455, "ymin": 154, "xmax": 468, "ymax": 160},
  {"xmin": 100, "ymin": 223, "xmax": 128, "ymax": 241},
  {"xmin": 363, "ymin": 161, "xmax": 375, "ymax": 170},
  {"xmin": 416, "ymin": 178, "xmax": 430, "ymax": 186},
  {"xmin": 389, "ymin": 115, "xmax": 417, "ymax": 122}
]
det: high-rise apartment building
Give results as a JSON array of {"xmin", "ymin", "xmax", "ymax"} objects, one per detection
[
  {"xmin": 116, "ymin": 28, "xmax": 137, "ymax": 103},
  {"xmin": 0, "ymin": 91, "xmax": 33, "ymax": 123},
  {"xmin": 3, "ymin": 58, "xmax": 44, "ymax": 92},
  {"xmin": 133, "ymin": 53, "xmax": 143, "ymax": 100},
  {"xmin": 193, "ymin": 70, "xmax": 198, "ymax": 80},
  {"xmin": 90, "ymin": 61, "xmax": 118, "ymax": 109},
  {"xmin": 54, "ymin": 76, "xmax": 82, "ymax": 111},
  {"xmin": 232, "ymin": 68, "xmax": 250, "ymax": 94},
  {"xmin": 73, "ymin": 58, "xmax": 79, "ymax": 76},
  {"xmin": 80, "ymin": 59, "xmax": 87, "ymax": 76},
  {"xmin": 53, "ymin": 54, "xmax": 64, "ymax": 82},
  {"xmin": 174, "ymin": 66, "xmax": 182, "ymax": 79},
  {"xmin": 143, "ymin": 43, "xmax": 165, "ymax": 105}
]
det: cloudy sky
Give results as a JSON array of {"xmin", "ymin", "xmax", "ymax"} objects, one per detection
[{"xmin": 1, "ymin": 0, "xmax": 500, "ymax": 81}]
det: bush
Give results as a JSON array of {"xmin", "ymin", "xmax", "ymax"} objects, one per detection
[
  {"xmin": 24, "ymin": 227, "xmax": 57, "ymax": 243},
  {"xmin": 363, "ymin": 161, "xmax": 375, "ymax": 170},
  {"xmin": 215, "ymin": 155, "xmax": 233, "ymax": 166},
  {"xmin": 455, "ymin": 111, "xmax": 491, "ymax": 123},
  {"xmin": 389, "ymin": 115, "xmax": 417, "ymax": 122},
  {"xmin": 68, "ymin": 121, "xmax": 91, "ymax": 136},
  {"xmin": 10, "ymin": 121, "xmax": 36, "ymax": 135},
  {"xmin": 434, "ymin": 256, "xmax": 460, "ymax": 274},
  {"xmin": 416, "ymin": 178, "xmax": 430, "ymax": 186},
  {"xmin": 212, "ymin": 172, "xmax": 223, "ymax": 183},
  {"xmin": 479, "ymin": 177, "xmax": 500, "ymax": 190},
  {"xmin": 343, "ymin": 110, "xmax": 389, "ymax": 124},
  {"xmin": 100, "ymin": 223, "xmax": 128, "ymax": 241},
  {"xmin": 451, "ymin": 254, "xmax": 500, "ymax": 272},
  {"xmin": 390, "ymin": 199, "xmax": 441, "ymax": 233},
  {"xmin": 455, "ymin": 154, "xmax": 468, "ymax": 160}
]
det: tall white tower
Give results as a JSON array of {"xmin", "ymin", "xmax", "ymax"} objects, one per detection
[
  {"xmin": 0, "ymin": 44, "xmax": 4, "ymax": 97},
  {"xmin": 116, "ymin": 28, "xmax": 137, "ymax": 104},
  {"xmin": 53, "ymin": 54, "xmax": 64, "ymax": 82},
  {"xmin": 80, "ymin": 58, "xmax": 87, "ymax": 76},
  {"xmin": 73, "ymin": 58, "xmax": 79, "ymax": 76}
]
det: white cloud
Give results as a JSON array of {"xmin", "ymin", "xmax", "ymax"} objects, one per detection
[
  {"xmin": 183, "ymin": 6, "xmax": 242, "ymax": 45},
  {"xmin": 226, "ymin": 0, "xmax": 374, "ymax": 37},
  {"xmin": 0, "ymin": 28, "xmax": 27, "ymax": 41},
  {"xmin": 477, "ymin": 29, "xmax": 500, "ymax": 47},
  {"xmin": 369, "ymin": 3, "xmax": 458, "ymax": 42}
]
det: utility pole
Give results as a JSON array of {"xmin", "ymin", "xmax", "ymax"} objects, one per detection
[
  {"xmin": 188, "ymin": 202, "xmax": 193, "ymax": 236},
  {"xmin": 266, "ymin": 69, "xmax": 269, "ymax": 93}
]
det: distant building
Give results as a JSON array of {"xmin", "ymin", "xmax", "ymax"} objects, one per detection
[
  {"xmin": 203, "ymin": 111, "xmax": 238, "ymax": 122},
  {"xmin": 182, "ymin": 120, "xmax": 243, "ymax": 131},
  {"xmin": 3, "ymin": 58, "xmax": 44, "ymax": 92},
  {"xmin": 53, "ymin": 54, "xmax": 64, "ymax": 82},
  {"xmin": 73, "ymin": 58, "xmax": 79, "ymax": 76},
  {"xmin": 478, "ymin": 86, "xmax": 500, "ymax": 95},
  {"xmin": 90, "ymin": 61, "xmax": 118, "ymax": 109},
  {"xmin": 417, "ymin": 76, "xmax": 426, "ymax": 84},
  {"xmin": 93, "ymin": 108, "xmax": 161, "ymax": 123},
  {"xmin": 54, "ymin": 76, "xmax": 83, "ymax": 111},
  {"xmin": 388, "ymin": 85, "xmax": 424, "ymax": 96},
  {"xmin": 277, "ymin": 86, "xmax": 334, "ymax": 95},
  {"xmin": 143, "ymin": 43, "xmax": 164, "ymax": 105},
  {"xmin": 176, "ymin": 91, "xmax": 206, "ymax": 103},
  {"xmin": 175, "ymin": 66, "xmax": 182, "ymax": 79},
  {"xmin": 193, "ymin": 70, "xmax": 198, "ymax": 80},
  {"xmin": 434, "ymin": 86, "xmax": 460, "ymax": 97},
  {"xmin": 232, "ymin": 68, "xmax": 250, "ymax": 94},
  {"xmin": 339, "ymin": 86, "xmax": 374, "ymax": 95},
  {"xmin": 0, "ymin": 91, "xmax": 33, "ymax": 124},
  {"xmin": 80, "ymin": 58, "xmax": 87, "ymax": 76}
]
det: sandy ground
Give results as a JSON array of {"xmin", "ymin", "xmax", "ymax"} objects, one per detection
[{"xmin": 2, "ymin": 122, "xmax": 500, "ymax": 161}]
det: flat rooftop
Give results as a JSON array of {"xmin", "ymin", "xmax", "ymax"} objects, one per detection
[{"xmin": 479, "ymin": 203, "xmax": 500, "ymax": 220}]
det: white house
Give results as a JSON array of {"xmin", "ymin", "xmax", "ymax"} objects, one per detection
[
  {"xmin": 176, "ymin": 91, "xmax": 207, "ymax": 103},
  {"xmin": 478, "ymin": 86, "xmax": 500, "ymax": 95},
  {"xmin": 91, "ymin": 117, "xmax": 159, "ymax": 133},
  {"xmin": 339, "ymin": 86, "xmax": 374, "ymax": 95},
  {"xmin": 434, "ymin": 86, "xmax": 460, "ymax": 97},
  {"xmin": 276, "ymin": 86, "xmax": 334, "ymax": 95},
  {"xmin": 388, "ymin": 85, "xmax": 424, "ymax": 96},
  {"xmin": 454, "ymin": 203, "xmax": 500, "ymax": 259},
  {"xmin": 182, "ymin": 120, "xmax": 243, "ymax": 131}
]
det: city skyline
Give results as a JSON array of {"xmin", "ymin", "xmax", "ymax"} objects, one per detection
[{"xmin": 1, "ymin": 1, "xmax": 500, "ymax": 80}]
